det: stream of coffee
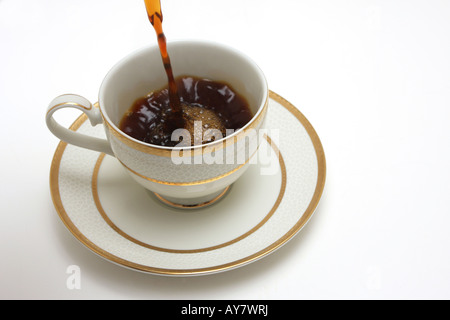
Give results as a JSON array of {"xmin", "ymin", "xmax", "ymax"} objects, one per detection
[{"xmin": 144, "ymin": 0, "xmax": 183, "ymax": 129}]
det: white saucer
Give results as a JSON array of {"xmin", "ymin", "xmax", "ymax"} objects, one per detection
[{"xmin": 49, "ymin": 91, "xmax": 326, "ymax": 276}]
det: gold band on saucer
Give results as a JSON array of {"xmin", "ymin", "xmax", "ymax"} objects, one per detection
[{"xmin": 91, "ymin": 133, "xmax": 286, "ymax": 254}]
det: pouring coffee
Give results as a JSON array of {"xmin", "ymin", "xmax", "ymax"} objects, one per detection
[{"xmin": 121, "ymin": 0, "xmax": 253, "ymax": 147}]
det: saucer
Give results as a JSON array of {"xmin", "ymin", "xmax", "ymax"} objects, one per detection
[{"xmin": 49, "ymin": 91, "xmax": 326, "ymax": 276}]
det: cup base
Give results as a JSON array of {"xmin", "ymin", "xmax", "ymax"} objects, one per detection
[{"xmin": 153, "ymin": 186, "xmax": 231, "ymax": 209}]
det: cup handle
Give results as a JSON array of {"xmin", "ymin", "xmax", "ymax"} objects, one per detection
[{"xmin": 46, "ymin": 94, "xmax": 114, "ymax": 156}]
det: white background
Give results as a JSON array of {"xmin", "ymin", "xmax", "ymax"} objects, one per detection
[{"xmin": 1, "ymin": 0, "xmax": 450, "ymax": 299}]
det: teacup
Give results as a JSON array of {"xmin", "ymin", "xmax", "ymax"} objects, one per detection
[{"xmin": 46, "ymin": 40, "xmax": 268, "ymax": 208}]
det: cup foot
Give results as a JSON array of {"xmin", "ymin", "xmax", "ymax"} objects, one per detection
[{"xmin": 153, "ymin": 186, "xmax": 231, "ymax": 209}]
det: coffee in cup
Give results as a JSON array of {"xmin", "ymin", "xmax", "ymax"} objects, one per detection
[{"xmin": 119, "ymin": 75, "xmax": 253, "ymax": 147}]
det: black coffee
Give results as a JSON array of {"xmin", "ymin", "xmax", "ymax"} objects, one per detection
[{"xmin": 119, "ymin": 75, "xmax": 253, "ymax": 147}]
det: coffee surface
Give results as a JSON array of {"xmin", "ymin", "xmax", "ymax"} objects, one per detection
[{"xmin": 119, "ymin": 75, "xmax": 253, "ymax": 146}]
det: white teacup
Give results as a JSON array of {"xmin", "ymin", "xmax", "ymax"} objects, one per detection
[{"xmin": 46, "ymin": 40, "xmax": 268, "ymax": 208}]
